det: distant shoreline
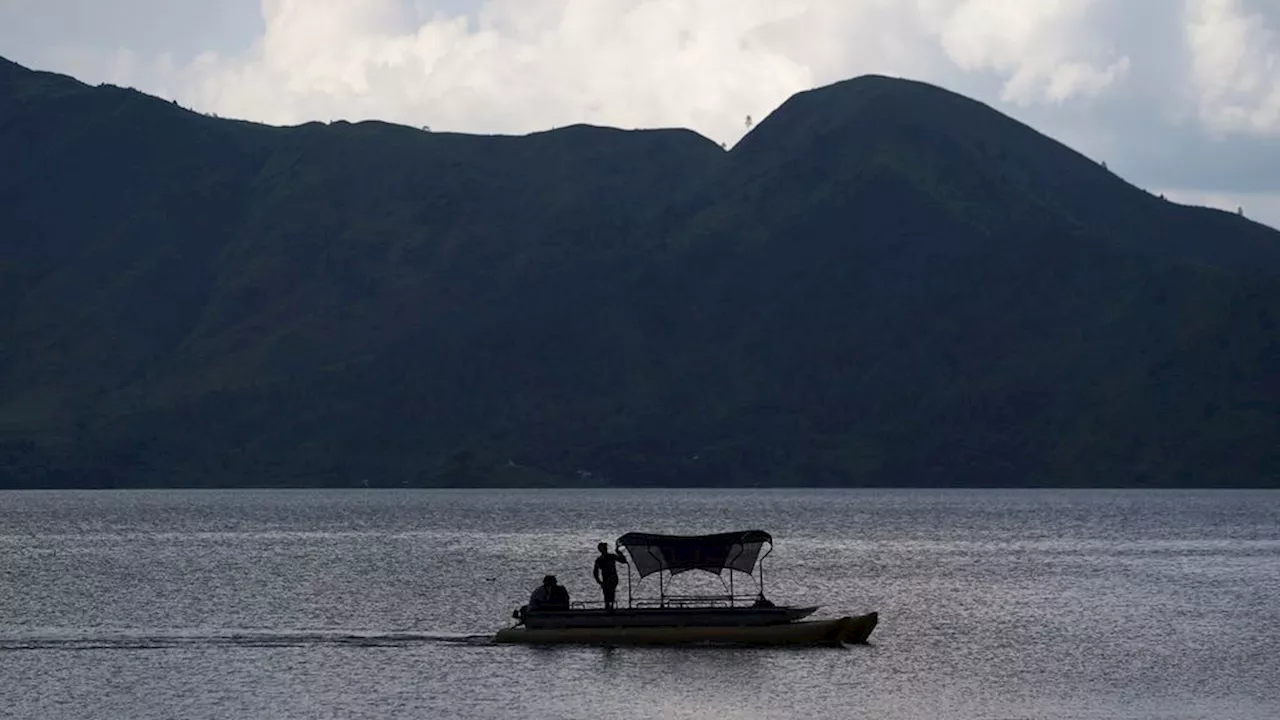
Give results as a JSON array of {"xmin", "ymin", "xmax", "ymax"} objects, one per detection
[{"xmin": 2, "ymin": 482, "xmax": 1276, "ymax": 491}]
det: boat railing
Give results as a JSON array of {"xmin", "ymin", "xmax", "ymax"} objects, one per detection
[
  {"xmin": 629, "ymin": 592, "xmax": 765, "ymax": 608},
  {"xmin": 565, "ymin": 592, "xmax": 766, "ymax": 611},
  {"xmin": 634, "ymin": 593, "xmax": 764, "ymax": 608}
]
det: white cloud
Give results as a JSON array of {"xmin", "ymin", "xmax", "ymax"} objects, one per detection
[
  {"xmin": 932, "ymin": 0, "xmax": 1131, "ymax": 105},
  {"xmin": 84, "ymin": 0, "xmax": 1154, "ymax": 146},
  {"xmin": 1186, "ymin": 0, "xmax": 1280, "ymax": 136},
  {"xmin": 177, "ymin": 0, "xmax": 827, "ymax": 140}
]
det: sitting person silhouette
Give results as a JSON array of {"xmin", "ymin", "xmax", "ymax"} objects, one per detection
[{"xmin": 528, "ymin": 574, "xmax": 570, "ymax": 610}]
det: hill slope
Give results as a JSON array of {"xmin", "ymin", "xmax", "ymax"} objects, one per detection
[{"xmin": 1, "ymin": 58, "xmax": 1277, "ymax": 488}]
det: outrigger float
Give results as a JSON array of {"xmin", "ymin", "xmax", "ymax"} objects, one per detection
[{"xmin": 494, "ymin": 530, "xmax": 878, "ymax": 647}]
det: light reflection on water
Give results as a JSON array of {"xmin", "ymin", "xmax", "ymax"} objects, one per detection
[{"xmin": 1, "ymin": 488, "xmax": 1277, "ymax": 720}]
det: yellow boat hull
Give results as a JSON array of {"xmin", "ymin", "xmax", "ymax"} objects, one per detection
[{"xmin": 493, "ymin": 612, "xmax": 877, "ymax": 647}]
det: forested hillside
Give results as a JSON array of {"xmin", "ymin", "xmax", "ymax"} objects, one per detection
[{"xmin": 2, "ymin": 56, "xmax": 1277, "ymax": 488}]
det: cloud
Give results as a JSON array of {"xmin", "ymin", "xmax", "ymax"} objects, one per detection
[
  {"xmin": 182, "ymin": 0, "xmax": 824, "ymax": 139},
  {"xmin": 1186, "ymin": 0, "xmax": 1280, "ymax": 136},
  {"xmin": 6, "ymin": 0, "xmax": 1280, "ymax": 228},
  {"xmin": 931, "ymin": 0, "xmax": 1131, "ymax": 105},
  {"xmin": 89, "ymin": 0, "xmax": 1156, "ymax": 145}
]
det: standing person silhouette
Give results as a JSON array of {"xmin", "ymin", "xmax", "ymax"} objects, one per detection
[{"xmin": 592, "ymin": 542, "xmax": 628, "ymax": 611}]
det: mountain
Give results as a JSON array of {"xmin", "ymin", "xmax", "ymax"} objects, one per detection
[{"xmin": 2, "ymin": 57, "xmax": 1278, "ymax": 488}]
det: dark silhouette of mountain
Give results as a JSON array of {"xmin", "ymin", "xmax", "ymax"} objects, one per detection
[{"xmin": 2, "ymin": 57, "xmax": 1277, "ymax": 488}]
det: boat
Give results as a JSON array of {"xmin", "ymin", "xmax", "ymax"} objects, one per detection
[{"xmin": 493, "ymin": 529, "xmax": 878, "ymax": 647}]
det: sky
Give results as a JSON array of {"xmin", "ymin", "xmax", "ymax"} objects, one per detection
[{"xmin": 3, "ymin": 0, "xmax": 1280, "ymax": 230}]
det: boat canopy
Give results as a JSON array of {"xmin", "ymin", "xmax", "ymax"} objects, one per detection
[{"xmin": 616, "ymin": 530, "xmax": 773, "ymax": 579}]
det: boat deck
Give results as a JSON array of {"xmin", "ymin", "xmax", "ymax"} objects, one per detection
[
  {"xmin": 496, "ymin": 612, "xmax": 878, "ymax": 646},
  {"xmin": 520, "ymin": 604, "xmax": 818, "ymax": 629}
]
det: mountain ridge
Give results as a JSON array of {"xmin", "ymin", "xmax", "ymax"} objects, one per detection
[{"xmin": 1, "ymin": 56, "xmax": 1277, "ymax": 488}]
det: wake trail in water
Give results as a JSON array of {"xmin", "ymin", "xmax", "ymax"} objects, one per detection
[{"xmin": 0, "ymin": 630, "xmax": 496, "ymax": 652}]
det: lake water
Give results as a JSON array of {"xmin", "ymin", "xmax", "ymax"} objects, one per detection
[{"xmin": 1, "ymin": 489, "xmax": 1277, "ymax": 720}]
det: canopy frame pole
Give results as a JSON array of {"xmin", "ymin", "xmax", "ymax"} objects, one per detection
[
  {"xmin": 758, "ymin": 542, "xmax": 773, "ymax": 598},
  {"xmin": 729, "ymin": 569, "xmax": 735, "ymax": 607},
  {"xmin": 627, "ymin": 558, "xmax": 633, "ymax": 608}
]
